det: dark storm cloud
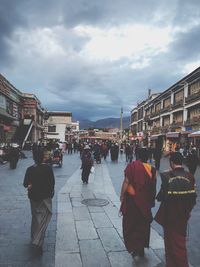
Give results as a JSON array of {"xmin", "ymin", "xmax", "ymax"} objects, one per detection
[
  {"xmin": 169, "ymin": 24, "xmax": 200, "ymax": 62},
  {"xmin": 0, "ymin": 0, "xmax": 26, "ymax": 65},
  {"xmin": 172, "ymin": 0, "xmax": 200, "ymax": 26},
  {"xmin": 1, "ymin": 0, "xmax": 200, "ymax": 119}
]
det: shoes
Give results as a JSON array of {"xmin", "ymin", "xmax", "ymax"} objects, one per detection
[
  {"xmin": 138, "ymin": 248, "xmax": 144, "ymax": 257},
  {"xmin": 131, "ymin": 251, "xmax": 138, "ymax": 258},
  {"xmin": 131, "ymin": 248, "xmax": 144, "ymax": 258},
  {"xmin": 32, "ymin": 245, "xmax": 43, "ymax": 256}
]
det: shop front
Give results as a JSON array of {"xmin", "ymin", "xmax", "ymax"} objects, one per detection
[{"xmin": 165, "ymin": 131, "xmax": 181, "ymax": 152}]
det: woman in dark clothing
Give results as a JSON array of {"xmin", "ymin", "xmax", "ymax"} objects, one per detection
[
  {"xmin": 81, "ymin": 145, "xmax": 93, "ymax": 184},
  {"xmin": 9, "ymin": 146, "xmax": 20, "ymax": 169},
  {"xmin": 23, "ymin": 148, "xmax": 55, "ymax": 255}
]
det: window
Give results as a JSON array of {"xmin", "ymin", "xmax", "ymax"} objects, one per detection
[
  {"xmin": 189, "ymin": 81, "xmax": 200, "ymax": 95},
  {"xmin": 48, "ymin": 125, "xmax": 56, "ymax": 132}
]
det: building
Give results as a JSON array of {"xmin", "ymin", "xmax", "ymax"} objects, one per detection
[
  {"xmin": 45, "ymin": 111, "xmax": 72, "ymax": 142},
  {"xmin": 0, "ymin": 74, "xmax": 22, "ymax": 143},
  {"xmin": 130, "ymin": 67, "xmax": 200, "ymax": 151},
  {"xmin": 19, "ymin": 93, "xmax": 44, "ymax": 147}
]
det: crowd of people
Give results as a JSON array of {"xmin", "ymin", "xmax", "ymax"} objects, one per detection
[{"xmin": 0, "ymin": 138, "xmax": 199, "ymax": 266}]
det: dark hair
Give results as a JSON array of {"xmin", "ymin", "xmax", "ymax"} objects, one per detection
[
  {"xmin": 33, "ymin": 148, "xmax": 44, "ymax": 164},
  {"xmin": 169, "ymin": 152, "xmax": 183, "ymax": 165},
  {"xmin": 138, "ymin": 148, "xmax": 148, "ymax": 163}
]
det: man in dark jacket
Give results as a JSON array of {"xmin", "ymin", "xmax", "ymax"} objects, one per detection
[{"xmin": 155, "ymin": 152, "xmax": 196, "ymax": 267}]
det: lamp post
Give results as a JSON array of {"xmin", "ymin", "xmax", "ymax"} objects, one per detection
[{"xmin": 120, "ymin": 107, "xmax": 123, "ymax": 141}]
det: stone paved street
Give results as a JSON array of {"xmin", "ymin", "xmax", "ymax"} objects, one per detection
[{"xmin": 0, "ymin": 151, "xmax": 198, "ymax": 266}]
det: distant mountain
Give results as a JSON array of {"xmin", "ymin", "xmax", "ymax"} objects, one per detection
[{"xmin": 79, "ymin": 116, "xmax": 130, "ymax": 130}]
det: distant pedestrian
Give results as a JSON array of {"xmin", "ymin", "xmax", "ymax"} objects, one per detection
[
  {"xmin": 9, "ymin": 144, "xmax": 20, "ymax": 169},
  {"xmin": 125, "ymin": 144, "xmax": 131, "ymax": 162},
  {"xmin": 23, "ymin": 148, "xmax": 55, "ymax": 255},
  {"xmin": 186, "ymin": 148, "xmax": 199, "ymax": 176},
  {"xmin": 81, "ymin": 145, "xmax": 93, "ymax": 184},
  {"xmin": 155, "ymin": 152, "xmax": 196, "ymax": 267},
  {"xmin": 120, "ymin": 148, "xmax": 156, "ymax": 258},
  {"xmin": 154, "ymin": 147, "xmax": 162, "ymax": 171}
]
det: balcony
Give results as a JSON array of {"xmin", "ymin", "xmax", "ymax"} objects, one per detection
[
  {"xmin": 184, "ymin": 117, "xmax": 200, "ymax": 126},
  {"xmin": 170, "ymin": 121, "xmax": 183, "ymax": 130},
  {"xmin": 160, "ymin": 125, "xmax": 170, "ymax": 134},
  {"xmin": 151, "ymin": 126, "xmax": 161, "ymax": 134},
  {"xmin": 185, "ymin": 92, "xmax": 200, "ymax": 104},
  {"xmin": 144, "ymin": 115, "xmax": 150, "ymax": 122},
  {"xmin": 171, "ymin": 100, "xmax": 184, "ymax": 109},
  {"xmin": 160, "ymin": 105, "xmax": 171, "ymax": 114},
  {"xmin": 151, "ymin": 110, "xmax": 161, "ymax": 117}
]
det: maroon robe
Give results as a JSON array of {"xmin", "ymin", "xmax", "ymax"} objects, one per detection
[{"xmin": 122, "ymin": 160, "xmax": 156, "ymax": 253}]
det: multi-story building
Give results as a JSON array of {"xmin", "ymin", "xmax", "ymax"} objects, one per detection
[
  {"xmin": 0, "ymin": 74, "xmax": 22, "ymax": 143},
  {"xmin": 0, "ymin": 73, "xmax": 45, "ymax": 146},
  {"xmin": 45, "ymin": 111, "xmax": 72, "ymax": 142},
  {"xmin": 19, "ymin": 93, "xmax": 44, "ymax": 147},
  {"xmin": 130, "ymin": 67, "xmax": 200, "ymax": 150},
  {"xmin": 130, "ymin": 92, "xmax": 160, "ymax": 139}
]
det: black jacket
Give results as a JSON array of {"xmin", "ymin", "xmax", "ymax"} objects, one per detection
[{"xmin": 23, "ymin": 163, "xmax": 55, "ymax": 201}]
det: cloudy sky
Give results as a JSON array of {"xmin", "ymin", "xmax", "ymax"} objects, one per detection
[{"xmin": 0, "ymin": 0, "xmax": 200, "ymax": 120}]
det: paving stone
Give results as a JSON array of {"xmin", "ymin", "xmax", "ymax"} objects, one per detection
[
  {"xmin": 55, "ymin": 252, "xmax": 82, "ymax": 267},
  {"xmin": 132, "ymin": 248, "xmax": 163, "ymax": 267},
  {"xmin": 90, "ymin": 212, "xmax": 113, "ymax": 228},
  {"xmin": 153, "ymin": 249, "xmax": 166, "ymax": 265},
  {"xmin": 56, "ymin": 225, "xmax": 79, "ymax": 252},
  {"xmin": 57, "ymin": 202, "xmax": 72, "ymax": 213},
  {"xmin": 108, "ymin": 251, "xmax": 133, "ymax": 267},
  {"xmin": 103, "ymin": 204, "xmax": 120, "ymax": 219},
  {"xmin": 57, "ymin": 212, "xmax": 74, "ymax": 227},
  {"xmin": 109, "ymin": 218, "xmax": 123, "ymax": 238},
  {"xmin": 57, "ymin": 193, "xmax": 70, "ymax": 202},
  {"xmin": 97, "ymin": 227, "xmax": 125, "ymax": 252},
  {"xmin": 88, "ymin": 206, "xmax": 104, "ymax": 213},
  {"xmin": 150, "ymin": 229, "xmax": 164, "ymax": 249},
  {"xmin": 76, "ymin": 220, "xmax": 98, "ymax": 240},
  {"xmin": 79, "ymin": 239, "xmax": 110, "ymax": 267},
  {"xmin": 73, "ymin": 206, "xmax": 91, "ymax": 221}
]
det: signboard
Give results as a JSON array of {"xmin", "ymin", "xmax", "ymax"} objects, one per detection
[{"xmin": 3, "ymin": 125, "xmax": 11, "ymax": 131}]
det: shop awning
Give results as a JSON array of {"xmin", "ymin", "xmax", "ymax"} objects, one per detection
[
  {"xmin": 150, "ymin": 135, "xmax": 159, "ymax": 140},
  {"xmin": 150, "ymin": 134, "xmax": 165, "ymax": 140},
  {"xmin": 188, "ymin": 131, "xmax": 200, "ymax": 138},
  {"xmin": 166, "ymin": 132, "xmax": 180, "ymax": 138}
]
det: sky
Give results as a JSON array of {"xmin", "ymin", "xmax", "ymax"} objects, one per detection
[{"xmin": 0, "ymin": 0, "xmax": 200, "ymax": 120}]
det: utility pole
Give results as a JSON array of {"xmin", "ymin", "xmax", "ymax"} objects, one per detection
[{"xmin": 120, "ymin": 107, "xmax": 123, "ymax": 141}]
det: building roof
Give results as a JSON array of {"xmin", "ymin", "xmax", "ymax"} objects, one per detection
[{"xmin": 47, "ymin": 111, "xmax": 72, "ymax": 116}]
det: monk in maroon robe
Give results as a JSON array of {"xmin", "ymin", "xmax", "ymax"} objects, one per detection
[
  {"xmin": 155, "ymin": 152, "xmax": 196, "ymax": 267},
  {"xmin": 120, "ymin": 148, "xmax": 156, "ymax": 258}
]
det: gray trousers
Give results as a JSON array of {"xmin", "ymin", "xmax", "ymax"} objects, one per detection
[{"xmin": 30, "ymin": 198, "xmax": 52, "ymax": 247}]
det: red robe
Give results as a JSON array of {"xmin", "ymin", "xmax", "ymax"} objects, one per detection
[{"xmin": 122, "ymin": 160, "xmax": 156, "ymax": 253}]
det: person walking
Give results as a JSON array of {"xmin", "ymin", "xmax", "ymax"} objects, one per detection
[
  {"xmin": 154, "ymin": 146, "xmax": 162, "ymax": 171},
  {"xmin": 81, "ymin": 145, "xmax": 93, "ymax": 184},
  {"xmin": 186, "ymin": 148, "xmax": 199, "ymax": 176},
  {"xmin": 120, "ymin": 148, "xmax": 157, "ymax": 258},
  {"xmin": 155, "ymin": 152, "xmax": 196, "ymax": 267},
  {"xmin": 23, "ymin": 148, "xmax": 55, "ymax": 255},
  {"xmin": 9, "ymin": 144, "xmax": 20, "ymax": 169}
]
